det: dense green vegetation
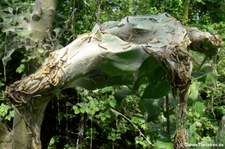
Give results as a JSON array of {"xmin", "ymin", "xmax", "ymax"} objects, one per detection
[{"xmin": 0, "ymin": 0, "xmax": 225, "ymax": 148}]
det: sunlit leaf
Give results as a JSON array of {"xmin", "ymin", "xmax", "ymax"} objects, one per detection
[
  {"xmin": 188, "ymin": 81, "xmax": 199, "ymax": 101},
  {"xmin": 154, "ymin": 140, "xmax": 173, "ymax": 149},
  {"xmin": 16, "ymin": 63, "xmax": 25, "ymax": 73},
  {"xmin": 193, "ymin": 101, "xmax": 205, "ymax": 115}
]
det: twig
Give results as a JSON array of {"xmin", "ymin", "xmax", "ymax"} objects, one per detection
[
  {"xmin": 111, "ymin": 109, "xmax": 153, "ymax": 146},
  {"xmin": 210, "ymin": 73, "xmax": 217, "ymax": 119},
  {"xmin": 165, "ymin": 95, "xmax": 171, "ymax": 135},
  {"xmin": 197, "ymin": 56, "xmax": 208, "ymax": 71}
]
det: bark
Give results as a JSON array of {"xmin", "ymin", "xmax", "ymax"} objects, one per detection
[
  {"xmin": 29, "ymin": 0, "xmax": 58, "ymax": 41},
  {"xmin": 0, "ymin": 119, "xmax": 11, "ymax": 148},
  {"xmin": 12, "ymin": 111, "xmax": 27, "ymax": 149},
  {"xmin": 4, "ymin": 13, "xmax": 222, "ymax": 149},
  {"xmin": 186, "ymin": 26, "xmax": 222, "ymax": 57}
]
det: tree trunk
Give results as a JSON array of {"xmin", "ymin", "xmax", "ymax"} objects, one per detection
[
  {"xmin": 0, "ymin": 118, "xmax": 11, "ymax": 148},
  {"xmin": 182, "ymin": 0, "xmax": 190, "ymax": 24},
  {"xmin": 11, "ymin": 0, "xmax": 58, "ymax": 148},
  {"xmin": 12, "ymin": 110, "xmax": 28, "ymax": 149},
  {"xmin": 29, "ymin": 0, "xmax": 58, "ymax": 41}
]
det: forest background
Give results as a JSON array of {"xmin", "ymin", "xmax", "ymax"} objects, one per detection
[{"xmin": 0, "ymin": 0, "xmax": 225, "ymax": 148}]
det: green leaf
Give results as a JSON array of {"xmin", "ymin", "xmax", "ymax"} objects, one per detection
[
  {"xmin": 193, "ymin": 101, "xmax": 205, "ymax": 115},
  {"xmin": 140, "ymin": 80, "xmax": 171, "ymax": 122},
  {"xmin": 115, "ymin": 89, "xmax": 131, "ymax": 100},
  {"xmin": 100, "ymin": 48, "xmax": 147, "ymax": 76},
  {"xmin": 133, "ymin": 56, "xmax": 167, "ymax": 90},
  {"xmin": 54, "ymin": 28, "xmax": 61, "ymax": 36},
  {"xmin": 7, "ymin": 7, "xmax": 14, "ymax": 14},
  {"xmin": 154, "ymin": 140, "xmax": 173, "ymax": 149},
  {"xmin": 16, "ymin": 64, "xmax": 25, "ymax": 73},
  {"xmin": 192, "ymin": 65, "xmax": 213, "ymax": 81},
  {"xmin": 188, "ymin": 81, "xmax": 199, "ymax": 101},
  {"xmin": 205, "ymin": 74, "xmax": 216, "ymax": 84},
  {"xmin": 139, "ymin": 56, "xmax": 166, "ymax": 82},
  {"xmin": 192, "ymin": 71, "xmax": 207, "ymax": 79},
  {"xmin": 132, "ymin": 73, "xmax": 148, "ymax": 91},
  {"xmin": 48, "ymin": 136, "xmax": 59, "ymax": 147},
  {"xmin": 109, "ymin": 98, "xmax": 116, "ymax": 108},
  {"xmin": 139, "ymin": 98, "xmax": 164, "ymax": 122},
  {"xmin": 73, "ymin": 105, "xmax": 80, "ymax": 114},
  {"xmin": 142, "ymin": 80, "xmax": 171, "ymax": 99}
]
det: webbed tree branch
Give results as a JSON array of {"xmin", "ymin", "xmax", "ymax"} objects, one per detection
[{"xmin": 4, "ymin": 13, "xmax": 222, "ymax": 149}]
